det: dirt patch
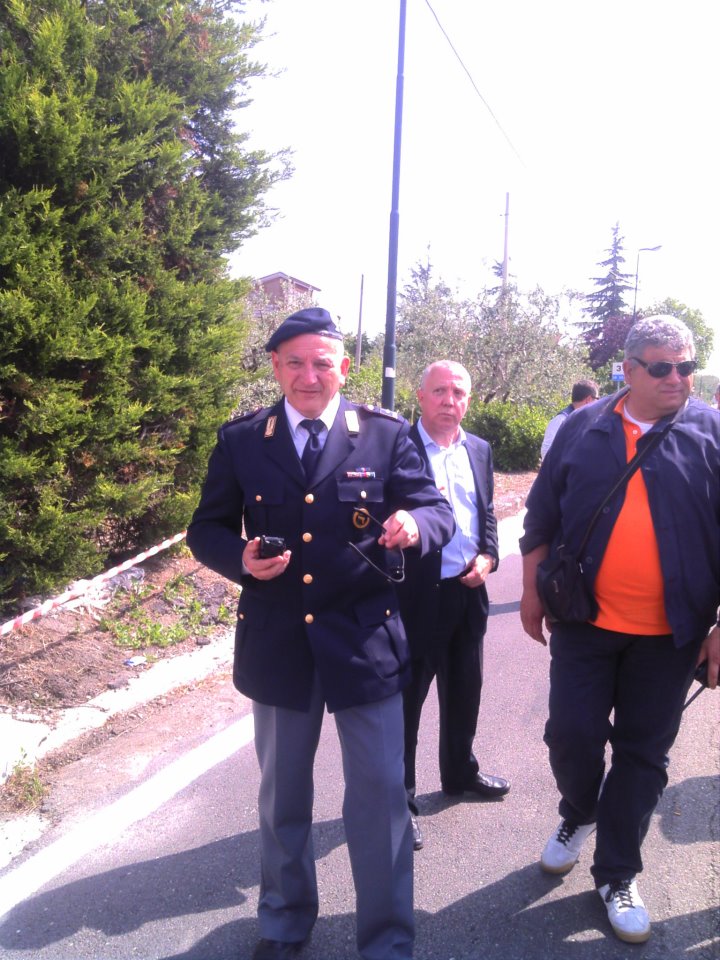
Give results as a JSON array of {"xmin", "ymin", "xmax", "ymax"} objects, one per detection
[
  {"xmin": 493, "ymin": 470, "xmax": 535, "ymax": 520},
  {"xmin": 0, "ymin": 553, "xmax": 240, "ymax": 718},
  {"xmin": 0, "ymin": 471, "xmax": 536, "ymax": 718}
]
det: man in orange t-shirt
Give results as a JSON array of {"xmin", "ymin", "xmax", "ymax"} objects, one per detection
[{"xmin": 519, "ymin": 315, "xmax": 720, "ymax": 946}]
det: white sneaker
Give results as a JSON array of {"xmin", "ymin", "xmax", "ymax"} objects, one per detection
[
  {"xmin": 540, "ymin": 819, "xmax": 596, "ymax": 874},
  {"xmin": 598, "ymin": 879, "xmax": 651, "ymax": 943}
]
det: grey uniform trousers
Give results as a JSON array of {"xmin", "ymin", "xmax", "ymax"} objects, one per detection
[{"xmin": 253, "ymin": 677, "xmax": 414, "ymax": 959}]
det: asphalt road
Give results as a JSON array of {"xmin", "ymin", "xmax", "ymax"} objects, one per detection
[{"xmin": 0, "ymin": 522, "xmax": 717, "ymax": 960}]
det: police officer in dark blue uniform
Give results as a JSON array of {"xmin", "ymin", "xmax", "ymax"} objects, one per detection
[{"xmin": 187, "ymin": 308, "xmax": 454, "ymax": 960}]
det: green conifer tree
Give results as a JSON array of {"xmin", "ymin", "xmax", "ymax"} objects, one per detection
[
  {"xmin": 0, "ymin": 0, "xmax": 283, "ymax": 609},
  {"xmin": 582, "ymin": 223, "xmax": 635, "ymax": 370}
]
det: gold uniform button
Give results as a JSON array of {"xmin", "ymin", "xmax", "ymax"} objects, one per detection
[
  {"xmin": 303, "ymin": 532, "xmax": 312, "ymax": 543},
  {"xmin": 255, "ymin": 495, "xmax": 262, "ymax": 502},
  {"xmin": 305, "ymin": 493, "xmax": 314, "ymax": 504},
  {"xmin": 360, "ymin": 490, "xmax": 367, "ymax": 499},
  {"xmin": 239, "ymin": 613, "xmax": 245, "ymax": 620},
  {"xmin": 385, "ymin": 609, "xmax": 391, "ymax": 617},
  {"xmin": 305, "ymin": 614, "xmax": 314, "ymax": 624},
  {"xmin": 303, "ymin": 574, "xmax": 313, "ymax": 584}
]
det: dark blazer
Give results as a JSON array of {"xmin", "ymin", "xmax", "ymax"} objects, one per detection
[
  {"xmin": 187, "ymin": 396, "xmax": 455, "ymax": 713},
  {"xmin": 396, "ymin": 423, "xmax": 499, "ymax": 657},
  {"xmin": 522, "ymin": 392, "xmax": 720, "ymax": 649}
]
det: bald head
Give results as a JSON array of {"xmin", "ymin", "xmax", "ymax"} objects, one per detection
[{"xmin": 420, "ymin": 360, "xmax": 472, "ymax": 392}]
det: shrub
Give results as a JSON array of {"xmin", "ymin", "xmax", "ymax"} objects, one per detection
[
  {"xmin": 467, "ymin": 401, "xmax": 545, "ymax": 471},
  {"xmin": 0, "ymin": 1, "xmax": 281, "ymax": 612}
]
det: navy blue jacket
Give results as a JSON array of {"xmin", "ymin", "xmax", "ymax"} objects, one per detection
[
  {"xmin": 187, "ymin": 396, "xmax": 455, "ymax": 712},
  {"xmin": 396, "ymin": 424, "xmax": 498, "ymax": 657},
  {"xmin": 520, "ymin": 391, "xmax": 720, "ymax": 648}
]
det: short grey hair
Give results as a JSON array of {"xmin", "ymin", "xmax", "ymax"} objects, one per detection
[
  {"xmin": 624, "ymin": 315, "xmax": 695, "ymax": 359},
  {"xmin": 419, "ymin": 360, "xmax": 472, "ymax": 391}
]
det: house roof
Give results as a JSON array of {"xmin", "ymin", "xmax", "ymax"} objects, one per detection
[{"xmin": 257, "ymin": 272, "xmax": 321, "ymax": 292}]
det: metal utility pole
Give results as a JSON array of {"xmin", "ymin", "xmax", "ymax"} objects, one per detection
[
  {"xmin": 632, "ymin": 245, "xmax": 662, "ymax": 320},
  {"xmin": 381, "ymin": 0, "xmax": 407, "ymax": 411},
  {"xmin": 355, "ymin": 274, "xmax": 364, "ymax": 372},
  {"xmin": 502, "ymin": 192, "xmax": 509, "ymax": 290}
]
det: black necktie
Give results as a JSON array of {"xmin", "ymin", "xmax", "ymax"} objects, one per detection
[{"xmin": 300, "ymin": 419, "xmax": 324, "ymax": 479}]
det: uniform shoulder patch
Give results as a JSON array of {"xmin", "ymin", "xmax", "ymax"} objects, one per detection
[
  {"xmin": 220, "ymin": 408, "xmax": 266, "ymax": 435},
  {"xmin": 361, "ymin": 404, "xmax": 400, "ymax": 420},
  {"xmin": 229, "ymin": 407, "xmax": 265, "ymax": 424}
]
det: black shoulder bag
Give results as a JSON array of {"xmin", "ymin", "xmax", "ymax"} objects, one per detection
[{"xmin": 536, "ymin": 405, "xmax": 683, "ymax": 623}]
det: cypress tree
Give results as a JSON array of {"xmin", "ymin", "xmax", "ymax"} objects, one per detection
[{"xmin": 0, "ymin": 0, "xmax": 281, "ymax": 609}]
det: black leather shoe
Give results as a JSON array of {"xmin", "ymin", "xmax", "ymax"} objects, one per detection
[
  {"xmin": 411, "ymin": 815, "xmax": 424, "ymax": 851},
  {"xmin": 443, "ymin": 772, "xmax": 510, "ymax": 799},
  {"xmin": 251, "ymin": 938, "xmax": 306, "ymax": 960}
]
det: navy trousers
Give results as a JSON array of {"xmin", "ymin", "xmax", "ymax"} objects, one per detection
[
  {"xmin": 545, "ymin": 622, "xmax": 702, "ymax": 886},
  {"xmin": 403, "ymin": 576, "xmax": 484, "ymax": 809}
]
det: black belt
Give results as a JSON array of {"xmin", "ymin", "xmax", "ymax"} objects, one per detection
[{"xmin": 440, "ymin": 572, "xmax": 465, "ymax": 584}]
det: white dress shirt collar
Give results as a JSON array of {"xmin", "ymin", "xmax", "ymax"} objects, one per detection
[
  {"xmin": 417, "ymin": 417, "xmax": 467, "ymax": 451},
  {"xmin": 285, "ymin": 393, "xmax": 341, "ymax": 437}
]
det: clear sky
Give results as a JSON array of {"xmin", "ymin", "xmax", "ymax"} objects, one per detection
[{"xmin": 230, "ymin": 0, "xmax": 719, "ymax": 374}]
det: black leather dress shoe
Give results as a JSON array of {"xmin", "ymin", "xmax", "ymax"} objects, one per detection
[
  {"xmin": 443, "ymin": 772, "xmax": 511, "ymax": 799},
  {"xmin": 411, "ymin": 814, "xmax": 424, "ymax": 851},
  {"xmin": 251, "ymin": 938, "xmax": 306, "ymax": 959}
]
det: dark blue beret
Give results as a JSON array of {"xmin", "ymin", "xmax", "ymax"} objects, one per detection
[{"xmin": 264, "ymin": 307, "xmax": 343, "ymax": 352}]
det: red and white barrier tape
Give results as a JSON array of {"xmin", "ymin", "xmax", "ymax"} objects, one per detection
[{"xmin": 0, "ymin": 531, "xmax": 187, "ymax": 637}]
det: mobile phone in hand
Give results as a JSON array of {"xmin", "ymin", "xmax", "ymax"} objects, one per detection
[{"xmin": 258, "ymin": 535, "xmax": 286, "ymax": 559}]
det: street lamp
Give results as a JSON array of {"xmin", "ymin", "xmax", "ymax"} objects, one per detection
[{"xmin": 632, "ymin": 245, "xmax": 662, "ymax": 320}]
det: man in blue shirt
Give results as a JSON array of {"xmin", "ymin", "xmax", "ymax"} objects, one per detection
[
  {"xmin": 397, "ymin": 361, "xmax": 508, "ymax": 852},
  {"xmin": 540, "ymin": 379, "xmax": 599, "ymax": 460}
]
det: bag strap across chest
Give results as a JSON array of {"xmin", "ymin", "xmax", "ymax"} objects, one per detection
[{"xmin": 574, "ymin": 401, "xmax": 685, "ymax": 559}]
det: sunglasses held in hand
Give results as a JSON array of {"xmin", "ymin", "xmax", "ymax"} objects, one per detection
[
  {"xmin": 683, "ymin": 659, "xmax": 715, "ymax": 710},
  {"xmin": 631, "ymin": 357, "xmax": 698, "ymax": 378},
  {"xmin": 347, "ymin": 507, "xmax": 405, "ymax": 583}
]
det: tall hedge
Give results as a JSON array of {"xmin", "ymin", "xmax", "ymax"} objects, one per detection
[{"xmin": 0, "ymin": 0, "xmax": 280, "ymax": 610}]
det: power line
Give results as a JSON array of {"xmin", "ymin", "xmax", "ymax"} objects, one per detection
[{"xmin": 423, "ymin": 0, "xmax": 525, "ymax": 168}]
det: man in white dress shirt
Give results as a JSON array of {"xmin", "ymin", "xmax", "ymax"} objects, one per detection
[{"xmin": 397, "ymin": 361, "xmax": 509, "ymax": 851}]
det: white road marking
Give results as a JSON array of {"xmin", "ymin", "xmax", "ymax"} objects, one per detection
[
  {"xmin": 498, "ymin": 509, "xmax": 526, "ymax": 560},
  {"xmin": 0, "ymin": 712, "xmax": 255, "ymax": 919}
]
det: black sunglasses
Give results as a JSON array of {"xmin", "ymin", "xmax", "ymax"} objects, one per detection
[
  {"xmin": 630, "ymin": 357, "xmax": 698, "ymax": 379},
  {"xmin": 347, "ymin": 507, "xmax": 405, "ymax": 583}
]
